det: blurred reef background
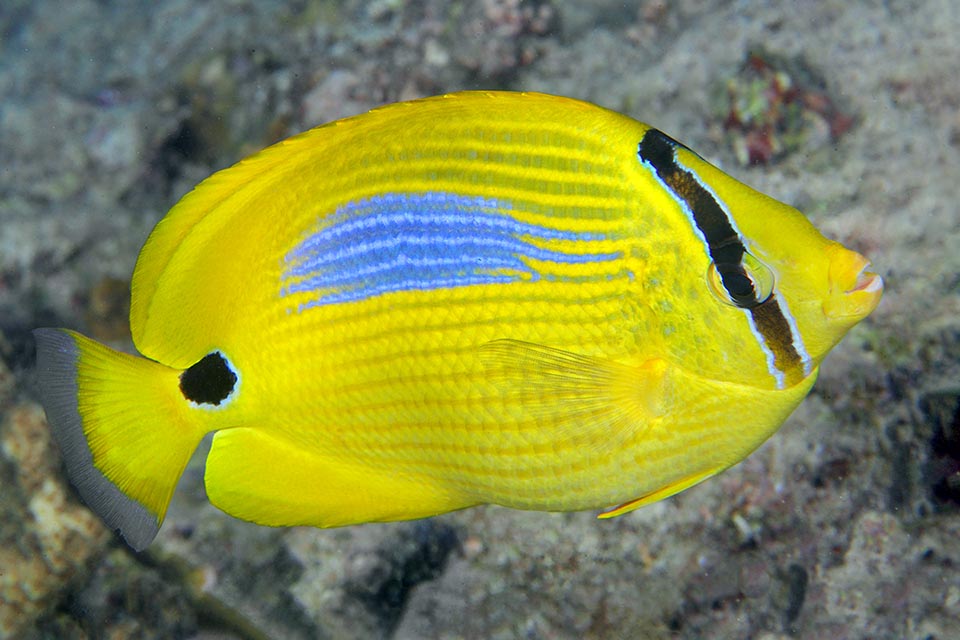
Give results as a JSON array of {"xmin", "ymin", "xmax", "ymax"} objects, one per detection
[{"xmin": 1, "ymin": 1, "xmax": 959, "ymax": 638}]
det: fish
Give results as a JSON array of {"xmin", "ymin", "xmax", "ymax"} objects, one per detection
[{"xmin": 33, "ymin": 91, "xmax": 883, "ymax": 550}]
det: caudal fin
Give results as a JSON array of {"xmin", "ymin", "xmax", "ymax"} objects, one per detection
[{"xmin": 33, "ymin": 329, "xmax": 207, "ymax": 550}]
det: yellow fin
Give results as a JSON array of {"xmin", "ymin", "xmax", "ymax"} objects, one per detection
[
  {"xmin": 597, "ymin": 466, "xmax": 723, "ymax": 519},
  {"xmin": 129, "ymin": 126, "xmax": 336, "ymax": 349},
  {"xmin": 33, "ymin": 329, "xmax": 207, "ymax": 551},
  {"xmin": 479, "ymin": 339, "xmax": 669, "ymax": 454},
  {"xmin": 204, "ymin": 428, "xmax": 472, "ymax": 528}
]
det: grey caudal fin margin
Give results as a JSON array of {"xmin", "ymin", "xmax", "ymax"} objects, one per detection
[{"xmin": 33, "ymin": 328, "xmax": 159, "ymax": 551}]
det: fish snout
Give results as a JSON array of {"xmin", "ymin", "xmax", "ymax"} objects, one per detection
[{"xmin": 823, "ymin": 244, "xmax": 883, "ymax": 321}]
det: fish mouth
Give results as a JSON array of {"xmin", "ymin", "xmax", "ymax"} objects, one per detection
[
  {"xmin": 846, "ymin": 262, "xmax": 884, "ymax": 295},
  {"xmin": 824, "ymin": 247, "xmax": 883, "ymax": 321}
]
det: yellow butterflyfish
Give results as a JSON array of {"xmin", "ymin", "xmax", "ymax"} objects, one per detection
[{"xmin": 34, "ymin": 92, "xmax": 883, "ymax": 550}]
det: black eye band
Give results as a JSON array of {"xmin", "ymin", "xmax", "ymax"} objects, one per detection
[{"xmin": 637, "ymin": 128, "xmax": 804, "ymax": 387}]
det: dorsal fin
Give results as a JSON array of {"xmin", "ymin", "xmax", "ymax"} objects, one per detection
[{"xmin": 128, "ymin": 91, "xmax": 601, "ymax": 357}]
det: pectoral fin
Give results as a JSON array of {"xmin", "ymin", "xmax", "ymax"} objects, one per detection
[{"xmin": 479, "ymin": 339, "xmax": 670, "ymax": 454}]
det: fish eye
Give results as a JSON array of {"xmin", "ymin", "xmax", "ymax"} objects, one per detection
[{"xmin": 707, "ymin": 251, "xmax": 775, "ymax": 309}]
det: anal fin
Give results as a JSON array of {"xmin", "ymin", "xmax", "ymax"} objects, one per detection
[{"xmin": 204, "ymin": 428, "xmax": 471, "ymax": 528}]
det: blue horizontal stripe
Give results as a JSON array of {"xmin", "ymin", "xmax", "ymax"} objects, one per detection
[{"xmin": 282, "ymin": 192, "xmax": 618, "ymax": 310}]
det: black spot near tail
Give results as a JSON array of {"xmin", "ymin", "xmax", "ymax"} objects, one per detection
[{"xmin": 179, "ymin": 352, "xmax": 237, "ymax": 406}]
